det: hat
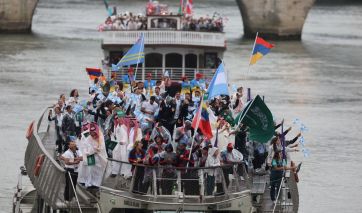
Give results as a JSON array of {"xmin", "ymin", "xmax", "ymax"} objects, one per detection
[
  {"xmin": 196, "ymin": 73, "xmax": 203, "ymax": 78},
  {"xmin": 164, "ymin": 70, "xmax": 170, "ymax": 78},
  {"xmin": 116, "ymin": 110, "xmax": 126, "ymax": 117},
  {"xmin": 69, "ymin": 136, "xmax": 77, "ymax": 142},
  {"xmin": 180, "ymin": 141, "xmax": 187, "ymax": 146}
]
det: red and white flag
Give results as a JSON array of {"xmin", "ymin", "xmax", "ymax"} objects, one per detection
[{"xmin": 185, "ymin": 0, "xmax": 193, "ymax": 15}]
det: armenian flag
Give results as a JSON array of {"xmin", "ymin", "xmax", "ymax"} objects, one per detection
[
  {"xmin": 86, "ymin": 68, "xmax": 103, "ymax": 80},
  {"xmin": 192, "ymin": 99, "xmax": 213, "ymax": 139},
  {"xmin": 249, "ymin": 36, "xmax": 274, "ymax": 65}
]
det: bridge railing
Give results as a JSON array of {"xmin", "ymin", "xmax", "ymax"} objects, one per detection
[
  {"xmin": 101, "ymin": 158, "xmax": 249, "ymax": 202},
  {"xmin": 110, "ymin": 67, "xmax": 216, "ymax": 82},
  {"xmin": 24, "ymin": 107, "xmax": 95, "ymax": 210},
  {"xmin": 101, "ymin": 30, "xmax": 226, "ymax": 48}
]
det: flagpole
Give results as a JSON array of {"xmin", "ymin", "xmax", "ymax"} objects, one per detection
[
  {"xmin": 244, "ymin": 32, "xmax": 258, "ymax": 102},
  {"xmin": 236, "ymin": 97, "xmax": 255, "ymax": 127},
  {"xmin": 281, "ymin": 120, "xmax": 286, "ymax": 162},
  {"xmin": 247, "ymin": 32, "xmax": 258, "ymax": 72},
  {"xmin": 134, "ymin": 33, "xmax": 144, "ymax": 81},
  {"xmin": 186, "ymin": 97, "xmax": 203, "ymax": 168}
]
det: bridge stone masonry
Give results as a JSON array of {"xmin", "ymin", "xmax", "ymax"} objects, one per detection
[
  {"xmin": 0, "ymin": 0, "xmax": 315, "ymax": 37},
  {"xmin": 236, "ymin": 0, "xmax": 316, "ymax": 40},
  {"xmin": 0, "ymin": 0, "xmax": 38, "ymax": 32}
]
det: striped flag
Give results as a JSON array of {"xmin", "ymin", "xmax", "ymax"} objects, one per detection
[
  {"xmin": 117, "ymin": 33, "xmax": 145, "ymax": 67},
  {"xmin": 178, "ymin": 0, "xmax": 184, "ymax": 15},
  {"xmin": 206, "ymin": 62, "xmax": 229, "ymax": 100},
  {"xmin": 185, "ymin": 0, "xmax": 193, "ymax": 15},
  {"xmin": 249, "ymin": 36, "xmax": 274, "ymax": 65},
  {"xmin": 86, "ymin": 68, "xmax": 102, "ymax": 80},
  {"xmin": 192, "ymin": 98, "xmax": 213, "ymax": 139}
]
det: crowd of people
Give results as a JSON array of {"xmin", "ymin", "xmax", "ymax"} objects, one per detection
[
  {"xmin": 50, "ymin": 69, "xmax": 301, "ymax": 203},
  {"xmin": 181, "ymin": 16, "xmax": 224, "ymax": 32},
  {"xmin": 98, "ymin": 11, "xmax": 224, "ymax": 32},
  {"xmin": 99, "ymin": 13, "xmax": 147, "ymax": 31}
]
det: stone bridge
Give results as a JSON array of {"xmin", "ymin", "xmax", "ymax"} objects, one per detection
[{"xmin": 0, "ymin": 0, "xmax": 316, "ymax": 38}]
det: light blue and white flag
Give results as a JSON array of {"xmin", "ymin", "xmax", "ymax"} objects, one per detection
[
  {"xmin": 116, "ymin": 33, "xmax": 145, "ymax": 67},
  {"xmin": 206, "ymin": 62, "xmax": 229, "ymax": 100},
  {"xmin": 111, "ymin": 64, "xmax": 119, "ymax": 71},
  {"xmin": 73, "ymin": 104, "xmax": 84, "ymax": 113}
]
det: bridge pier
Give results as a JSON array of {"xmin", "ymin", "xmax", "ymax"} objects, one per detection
[
  {"xmin": 235, "ymin": 0, "xmax": 316, "ymax": 40},
  {"xmin": 0, "ymin": 0, "xmax": 39, "ymax": 33}
]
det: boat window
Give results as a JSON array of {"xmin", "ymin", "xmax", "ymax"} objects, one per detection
[
  {"xmin": 150, "ymin": 18, "xmax": 177, "ymax": 29},
  {"xmin": 166, "ymin": 53, "xmax": 182, "ymax": 68},
  {"xmin": 166, "ymin": 53, "xmax": 182, "ymax": 79},
  {"xmin": 185, "ymin": 54, "xmax": 197, "ymax": 68},
  {"xmin": 145, "ymin": 53, "xmax": 163, "ymax": 67},
  {"xmin": 204, "ymin": 52, "xmax": 218, "ymax": 68}
]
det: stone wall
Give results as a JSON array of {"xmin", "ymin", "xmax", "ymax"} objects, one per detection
[
  {"xmin": 0, "ymin": 0, "xmax": 38, "ymax": 32},
  {"xmin": 236, "ymin": 0, "xmax": 316, "ymax": 40}
]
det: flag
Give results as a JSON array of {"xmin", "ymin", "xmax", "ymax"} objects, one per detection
[
  {"xmin": 206, "ymin": 62, "xmax": 229, "ymax": 100},
  {"xmin": 249, "ymin": 36, "xmax": 274, "ymax": 65},
  {"xmin": 234, "ymin": 95, "xmax": 274, "ymax": 143},
  {"xmin": 178, "ymin": 0, "xmax": 184, "ymax": 15},
  {"xmin": 220, "ymin": 110, "xmax": 235, "ymax": 126},
  {"xmin": 111, "ymin": 64, "xmax": 119, "ymax": 71},
  {"xmin": 86, "ymin": 68, "xmax": 102, "ymax": 80},
  {"xmin": 185, "ymin": 0, "xmax": 193, "ymax": 15},
  {"xmin": 103, "ymin": 0, "xmax": 109, "ymax": 9},
  {"xmin": 192, "ymin": 99, "xmax": 213, "ymax": 139},
  {"xmin": 116, "ymin": 33, "xmax": 145, "ymax": 67}
]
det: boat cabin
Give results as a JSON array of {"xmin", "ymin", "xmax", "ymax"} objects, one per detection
[{"xmin": 99, "ymin": 5, "xmax": 226, "ymax": 81}]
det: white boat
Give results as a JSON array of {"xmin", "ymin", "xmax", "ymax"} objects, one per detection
[{"xmin": 13, "ymin": 4, "xmax": 300, "ymax": 213}]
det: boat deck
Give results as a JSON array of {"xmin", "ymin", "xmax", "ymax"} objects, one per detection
[{"xmin": 21, "ymin": 107, "xmax": 299, "ymax": 213}]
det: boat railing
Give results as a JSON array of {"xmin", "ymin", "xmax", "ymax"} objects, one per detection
[
  {"xmin": 101, "ymin": 30, "xmax": 226, "ymax": 48},
  {"xmin": 24, "ymin": 107, "xmax": 95, "ymax": 210},
  {"xmin": 101, "ymin": 158, "xmax": 249, "ymax": 202},
  {"xmin": 111, "ymin": 67, "xmax": 216, "ymax": 82}
]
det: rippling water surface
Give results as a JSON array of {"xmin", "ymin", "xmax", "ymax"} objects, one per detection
[{"xmin": 0, "ymin": 0, "xmax": 362, "ymax": 212}]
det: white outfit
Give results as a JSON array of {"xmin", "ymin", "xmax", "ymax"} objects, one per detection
[
  {"xmin": 222, "ymin": 149, "xmax": 243, "ymax": 163},
  {"xmin": 62, "ymin": 149, "xmax": 82, "ymax": 172},
  {"xmin": 212, "ymin": 124, "xmax": 234, "ymax": 151},
  {"xmin": 83, "ymin": 132, "xmax": 107, "ymax": 187},
  {"xmin": 77, "ymin": 133, "xmax": 90, "ymax": 184},
  {"xmin": 111, "ymin": 125, "xmax": 142, "ymax": 177},
  {"xmin": 205, "ymin": 147, "xmax": 221, "ymax": 177}
]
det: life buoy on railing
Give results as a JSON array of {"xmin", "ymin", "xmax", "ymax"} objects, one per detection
[
  {"xmin": 34, "ymin": 154, "xmax": 45, "ymax": 177},
  {"xmin": 26, "ymin": 121, "xmax": 34, "ymax": 140}
]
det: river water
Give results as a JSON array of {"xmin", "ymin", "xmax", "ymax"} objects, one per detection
[{"xmin": 0, "ymin": 0, "xmax": 361, "ymax": 212}]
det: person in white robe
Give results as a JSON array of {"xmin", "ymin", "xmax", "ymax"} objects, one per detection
[
  {"xmin": 111, "ymin": 117, "xmax": 142, "ymax": 178},
  {"xmin": 83, "ymin": 123, "xmax": 108, "ymax": 187},
  {"xmin": 76, "ymin": 123, "xmax": 91, "ymax": 185}
]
